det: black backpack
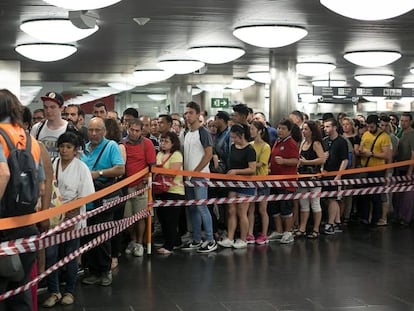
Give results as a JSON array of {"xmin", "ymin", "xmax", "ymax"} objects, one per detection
[{"xmin": 0, "ymin": 129, "xmax": 39, "ymax": 218}]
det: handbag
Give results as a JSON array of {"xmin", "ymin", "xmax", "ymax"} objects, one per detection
[
  {"xmin": 0, "ymin": 254, "xmax": 24, "ymax": 282},
  {"xmin": 49, "ymin": 159, "xmax": 65, "ymax": 228},
  {"xmin": 153, "ymin": 153, "xmax": 173, "ymax": 194}
]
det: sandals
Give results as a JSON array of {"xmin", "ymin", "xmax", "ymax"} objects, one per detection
[
  {"xmin": 157, "ymin": 247, "xmax": 172, "ymax": 254},
  {"xmin": 307, "ymin": 231, "xmax": 319, "ymax": 239},
  {"xmin": 294, "ymin": 230, "xmax": 306, "ymax": 238}
]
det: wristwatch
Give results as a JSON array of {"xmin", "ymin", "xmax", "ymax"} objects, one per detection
[{"xmin": 99, "ymin": 170, "xmax": 104, "ymax": 176}]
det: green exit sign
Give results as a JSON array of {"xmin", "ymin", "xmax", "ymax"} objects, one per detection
[{"xmin": 211, "ymin": 98, "xmax": 229, "ymax": 109}]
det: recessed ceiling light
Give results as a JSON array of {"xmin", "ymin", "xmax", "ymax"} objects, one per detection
[
  {"xmin": 247, "ymin": 71, "xmax": 271, "ymax": 84},
  {"xmin": 296, "ymin": 62, "xmax": 336, "ymax": 77},
  {"xmin": 320, "ymin": 0, "xmax": 414, "ymax": 20},
  {"xmin": 233, "ymin": 25, "xmax": 308, "ymax": 48},
  {"xmin": 187, "ymin": 46, "xmax": 245, "ymax": 64},
  {"xmin": 43, "ymin": 0, "xmax": 122, "ymax": 10},
  {"xmin": 15, "ymin": 43, "xmax": 77, "ymax": 62},
  {"xmin": 20, "ymin": 19, "xmax": 99, "ymax": 43},
  {"xmin": 344, "ymin": 51, "xmax": 402, "ymax": 67},
  {"xmin": 354, "ymin": 74, "xmax": 394, "ymax": 85},
  {"xmin": 157, "ymin": 59, "xmax": 205, "ymax": 74}
]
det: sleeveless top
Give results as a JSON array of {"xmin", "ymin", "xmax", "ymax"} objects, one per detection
[{"xmin": 298, "ymin": 141, "xmax": 320, "ymax": 175}]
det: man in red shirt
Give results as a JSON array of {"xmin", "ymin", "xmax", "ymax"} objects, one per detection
[
  {"xmin": 123, "ymin": 119, "xmax": 156, "ymax": 257},
  {"xmin": 268, "ymin": 119, "xmax": 299, "ymax": 244}
]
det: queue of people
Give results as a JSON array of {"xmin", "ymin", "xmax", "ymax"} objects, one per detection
[{"xmin": 1, "ymin": 88, "xmax": 414, "ymax": 311}]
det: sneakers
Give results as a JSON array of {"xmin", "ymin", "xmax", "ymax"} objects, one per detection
[
  {"xmin": 82, "ymin": 274, "xmax": 101, "ymax": 285},
  {"xmin": 334, "ymin": 223, "xmax": 343, "ymax": 233},
  {"xmin": 280, "ymin": 232, "xmax": 294, "ymax": 244},
  {"xmin": 181, "ymin": 240, "xmax": 202, "ymax": 251},
  {"xmin": 100, "ymin": 271, "xmax": 112, "ymax": 286},
  {"xmin": 132, "ymin": 243, "xmax": 144, "ymax": 257},
  {"xmin": 255, "ymin": 233, "xmax": 269, "ymax": 245},
  {"xmin": 233, "ymin": 239, "xmax": 247, "ymax": 249},
  {"xmin": 218, "ymin": 238, "xmax": 234, "ymax": 248},
  {"xmin": 42, "ymin": 293, "xmax": 62, "ymax": 307},
  {"xmin": 125, "ymin": 241, "xmax": 136, "ymax": 255},
  {"xmin": 377, "ymin": 218, "xmax": 388, "ymax": 226},
  {"xmin": 268, "ymin": 231, "xmax": 283, "ymax": 241},
  {"xmin": 61, "ymin": 293, "xmax": 74, "ymax": 305},
  {"xmin": 323, "ymin": 224, "xmax": 335, "ymax": 235},
  {"xmin": 246, "ymin": 234, "xmax": 255, "ymax": 244},
  {"xmin": 197, "ymin": 240, "xmax": 218, "ymax": 253}
]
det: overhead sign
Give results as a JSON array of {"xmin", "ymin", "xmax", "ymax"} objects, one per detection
[
  {"xmin": 313, "ymin": 86, "xmax": 414, "ymax": 98},
  {"xmin": 211, "ymin": 98, "xmax": 229, "ymax": 108}
]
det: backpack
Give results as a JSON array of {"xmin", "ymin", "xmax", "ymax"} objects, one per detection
[{"xmin": 0, "ymin": 129, "xmax": 39, "ymax": 218}]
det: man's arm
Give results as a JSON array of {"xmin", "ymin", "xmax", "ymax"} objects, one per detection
[
  {"xmin": 194, "ymin": 146, "xmax": 213, "ymax": 172},
  {"xmin": 91, "ymin": 165, "xmax": 125, "ymax": 180}
]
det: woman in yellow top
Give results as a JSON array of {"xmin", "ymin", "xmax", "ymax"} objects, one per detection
[
  {"xmin": 155, "ymin": 131, "xmax": 185, "ymax": 254},
  {"xmin": 247, "ymin": 121, "xmax": 271, "ymax": 245}
]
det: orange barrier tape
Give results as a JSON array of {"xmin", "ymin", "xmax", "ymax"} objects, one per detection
[
  {"xmin": 151, "ymin": 160, "xmax": 414, "ymax": 181},
  {"xmin": 0, "ymin": 168, "xmax": 149, "ymax": 230}
]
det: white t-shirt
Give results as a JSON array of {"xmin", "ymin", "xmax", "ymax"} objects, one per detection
[
  {"xmin": 31, "ymin": 120, "xmax": 68, "ymax": 159},
  {"xmin": 53, "ymin": 157, "xmax": 95, "ymax": 229},
  {"xmin": 183, "ymin": 126, "xmax": 212, "ymax": 173}
]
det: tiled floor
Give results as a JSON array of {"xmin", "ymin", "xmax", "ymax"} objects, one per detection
[{"xmin": 39, "ymin": 225, "xmax": 414, "ymax": 311}]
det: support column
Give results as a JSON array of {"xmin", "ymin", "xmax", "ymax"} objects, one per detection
[
  {"xmin": 168, "ymin": 85, "xmax": 192, "ymax": 114},
  {"xmin": 0, "ymin": 61, "xmax": 21, "ymax": 99},
  {"xmin": 269, "ymin": 52, "xmax": 297, "ymax": 124}
]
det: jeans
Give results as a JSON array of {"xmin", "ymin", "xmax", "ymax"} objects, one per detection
[
  {"xmin": 45, "ymin": 238, "xmax": 80, "ymax": 294},
  {"xmin": 186, "ymin": 178, "xmax": 213, "ymax": 241}
]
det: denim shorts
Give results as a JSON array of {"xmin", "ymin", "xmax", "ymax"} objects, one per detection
[{"xmin": 231, "ymin": 187, "xmax": 256, "ymax": 196}]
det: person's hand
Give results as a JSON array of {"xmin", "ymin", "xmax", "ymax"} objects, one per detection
[
  {"xmin": 227, "ymin": 169, "xmax": 236, "ymax": 175},
  {"xmin": 38, "ymin": 219, "xmax": 50, "ymax": 232},
  {"xmin": 275, "ymin": 156, "xmax": 284, "ymax": 165}
]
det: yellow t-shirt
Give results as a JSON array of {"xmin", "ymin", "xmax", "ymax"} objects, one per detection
[
  {"xmin": 250, "ymin": 141, "xmax": 270, "ymax": 176},
  {"xmin": 360, "ymin": 131, "xmax": 391, "ymax": 167},
  {"xmin": 156, "ymin": 151, "xmax": 185, "ymax": 195}
]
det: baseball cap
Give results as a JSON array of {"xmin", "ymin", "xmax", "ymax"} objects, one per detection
[{"xmin": 41, "ymin": 92, "xmax": 64, "ymax": 107}]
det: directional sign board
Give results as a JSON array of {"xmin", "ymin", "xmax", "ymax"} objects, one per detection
[
  {"xmin": 211, "ymin": 98, "xmax": 229, "ymax": 109},
  {"xmin": 313, "ymin": 87, "xmax": 414, "ymax": 98}
]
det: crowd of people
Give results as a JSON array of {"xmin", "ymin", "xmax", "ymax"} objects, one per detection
[{"xmin": 1, "ymin": 88, "xmax": 414, "ymax": 310}]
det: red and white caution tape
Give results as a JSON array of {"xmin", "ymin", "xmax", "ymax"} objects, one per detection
[
  {"xmin": 153, "ymin": 184, "xmax": 414, "ymax": 207},
  {"xmin": 0, "ymin": 186, "xmax": 148, "ymax": 256},
  {"xmin": 0, "ymin": 208, "xmax": 150, "ymax": 302}
]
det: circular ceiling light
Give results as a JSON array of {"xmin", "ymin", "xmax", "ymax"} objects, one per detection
[
  {"xmin": 132, "ymin": 69, "xmax": 174, "ymax": 84},
  {"xmin": 20, "ymin": 19, "xmax": 99, "ymax": 43},
  {"xmin": 364, "ymin": 97, "xmax": 386, "ymax": 102},
  {"xmin": 107, "ymin": 82, "xmax": 136, "ymax": 91},
  {"xmin": 402, "ymin": 82, "xmax": 414, "ymax": 88},
  {"xmin": 409, "ymin": 68, "xmax": 414, "ymax": 75},
  {"xmin": 226, "ymin": 78, "xmax": 255, "ymax": 89},
  {"xmin": 233, "ymin": 25, "xmax": 308, "ymax": 48},
  {"xmin": 344, "ymin": 51, "xmax": 402, "ymax": 67},
  {"xmin": 157, "ymin": 60, "xmax": 205, "ymax": 74},
  {"xmin": 187, "ymin": 46, "xmax": 245, "ymax": 64},
  {"xmin": 196, "ymin": 84, "xmax": 225, "ymax": 92},
  {"xmin": 247, "ymin": 71, "xmax": 271, "ymax": 84},
  {"xmin": 15, "ymin": 43, "xmax": 77, "ymax": 62},
  {"xmin": 192, "ymin": 88, "xmax": 203, "ymax": 96},
  {"xmin": 147, "ymin": 94, "xmax": 167, "ymax": 101},
  {"xmin": 296, "ymin": 62, "xmax": 336, "ymax": 77},
  {"xmin": 312, "ymin": 80, "xmax": 347, "ymax": 87},
  {"xmin": 320, "ymin": 0, "xmax": 414, "ymax": 20},
  {"xmin": 354, "ymin": 74, "xmax": 395, "ymax": 85},
  {"xmin": 43, "ymin": 0, "xmax": 122, "ymax": 10}
]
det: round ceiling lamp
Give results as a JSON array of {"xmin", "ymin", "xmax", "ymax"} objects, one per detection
[
  {"xmin": 43, "ymin": 0, "xmax": 122, "ymax": 10},
  {"xmin": 192, "ymin": 88, "xmax": 203, "ymax": 96},
  {"xmin": 409, "ymin": 68, "xmax": 414, "ymax": 75},
  {"xmin": 107, "ymin": 82, "xmax": 136, "ymax": 91},
  {"xmin": 320, "ymin": 0, "xmax": 414, "ymax": 20},
  {"xmin": 187, "ymin": 46, "xmax": 245, "ymax": 64},
  {"xmin": 196, "ymin": 84, "xmax": 225, "ymax": 92},
  {"xmin": 296, "ymin": 62, "xmax": 336, "ymax": 77},
  {"xmin": 233, "ymin": 25, "xmax": 308, "ymax": 48},
  {"xmin": 354, "ymin": 74, "xmax": 395, "ymax": 85},
  {"xmin": 226, "ymin": 78, "xmax": 255, "ymax": 89},
  {"xmin": 312, "ymin": 80, "xmax": 347, "ymax": 87},
  {"xmin": 132, "ymin": 69, "xmax": 174, "ymax": 84},
  {"xmin": 157, "ymin": 59, "xmax": 205, "ymax": 74},
  {"xmin": 247, "ymin": 71, "xmax": 271, "ymax": 84},
  {"xmin": 402, "ymin": 82, "xmax": 414, "ymax": 88},
  {"xmin": 147, "ymin": 94, "xmax": 167, "ymax": 101},
  {"xmin": 15, "ymin": 43, "xmax": 77, "ymax": 62},
  {"xmin": 20, "ymin": 19, "xmax": 99, "ymax": 43},
  {"xmin": 344, "ymin": 51, "xmax": 402, "ymax": 67}
]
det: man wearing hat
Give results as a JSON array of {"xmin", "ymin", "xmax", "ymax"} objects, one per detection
[{"xmin": 31, "ymin": 92, "xmax": 68, "ymax": 159}]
